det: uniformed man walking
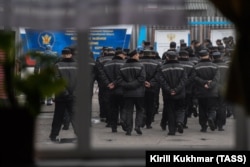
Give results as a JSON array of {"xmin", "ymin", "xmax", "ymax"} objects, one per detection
[
  {"xmin": 140, "ymin": 50, "xmax": 160, "ymax": 129},
  {"xmin": 103, "ymin": 50, "xmax": 127, "ymax": 133},
  {"xmin": 212, "ymin": 51, "xmax": 229, "ymax": 131},
  {"xmin": 194, "ymin": 50, "xmax": 220, "ymax": 132},
  {"xmin": 117, "ymin": 50, "xmax": 146, "ymax": 136},
  {"xmin": 159, "ymin": 51, "xmax": 187, "ymax": 135}
]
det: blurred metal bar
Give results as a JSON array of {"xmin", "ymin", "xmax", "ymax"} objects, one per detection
[
  {"xmin": 0, "ymin": 0, "xmax": 187, "ymax": 29},
  {"xmin": 75, "ymin": 31, "xmax": 91, "ymax": 156},
  {"xmin": 3, "ymin": 0, "xmax": 12, "ymax": 29},
  {"xmin": 234, "ymin": 105, "xmax": 248, "ymax": 150}
]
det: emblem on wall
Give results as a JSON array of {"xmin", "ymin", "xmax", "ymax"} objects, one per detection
[
  {"xmin": 38, "ymin": 32, "xmax": 55, "ymax": 49},
  {"xmin": 167, "ymin": 34, "xmax": 176, "ymax": 42}
]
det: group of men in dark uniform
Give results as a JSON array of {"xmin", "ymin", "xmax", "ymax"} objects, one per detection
[{"xmin": 93, "ymin": 38, "xmax": 234, "ymax": 136}]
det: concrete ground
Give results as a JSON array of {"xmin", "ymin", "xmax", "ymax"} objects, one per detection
[{"xmin": 35, "ymin": 84, "xmax": 236, "ymax": 150}]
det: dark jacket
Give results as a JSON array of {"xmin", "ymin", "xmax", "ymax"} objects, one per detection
[
  {"xmin": 95, "ymin": 55, "xmax": 114, "ymax": 87},
  {"xmin": 179, "ymin": 58, "xmax": 195, "ymax": 95},
  {"xmin": 54, "ymin": 58, "xmax": 77, "ymax": 101},
  {"xmin": 89, "ymin": 57, "xmax": 97, "ymax": 97},
  {"xmin": 140, "ymin": 56, "xmax": 161, "ymax": 93},
  {"xmin": 161, "ymin": 48, "xmax": 177, "ymax": 60},
  {"xmin": 194, "ymin": 59, "xmax": 220, "ymax": 98},
  {"xmin": 189, "ymin": 56, "xmax": 200, "ymax": 65},
  {"xmin": 159, "ymin": 60, "xmax": 187, "ymax": 99},
  {"xmin": 117, "ymin": 59, "xmax": 146, "ymax": 97},
  {"xmin": 212, "ymin": 59, "xmax": 229, "ymax": 91},
  {"xmin": 103, "ymin": 56, "xmax": 126, "ymax": 95}
]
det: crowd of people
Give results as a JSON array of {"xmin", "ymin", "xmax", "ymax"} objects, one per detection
[
  {"xmin": 91, "ymin": 36, "xmax": 235, "ymax": 136},
  {"xmin": 47, "ymin": 36, "xmax": 235, "ymax": 141}
]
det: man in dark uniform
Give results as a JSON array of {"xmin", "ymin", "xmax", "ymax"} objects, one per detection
[
  {"xmin": 178, "ymin": 50, "xmax": 195, "ymax": 128},
  {"xmin": 216, "ymin": 39, "xmax": 224, "ymax": 47},
  {"xmin": 159, "ymin": 51, "xmax": 187, "ymax": 135},
  {"xmin": 95, "ymin": 47, "xmax": 114, "ymax": 126},
  {"xmin": 49, "ymin": 48, "xmax": 78, "ymax": 141},
  {"xmin": 212, "ymin": 51, "xmax": 229, "ymax": 131},
  {"xmin": 117, "ymin": 50, "xmax": 146, "ymax": 136},
  {"xmin": 162, "ymin": 41, "xmax": 177, "ymax": 60},
  {"xmin": 185, "ymin": 46, "xmax": 199, "ymax": 117},
  {"xmin": 194, "ymin": 40, "xmax": 204, "ymax": 57},
  {"xmin": 194, "ymin": 50, "xmax": 220, "ymax": 132},
  {"xmin": 186, "ymin": 46, "xmax": 199, "ymax": 65},
  {"xmin": 142, "ymin": 40, "xmax": 151, "ymax": 50},
  {"xmin": 203, "ymin": 39, "xmax": 213, "ymax": 49},
  {"xmin": 140, "ymin": 50, "xmax": 161, "ymax": 129},
  {"xmin": 103, "ymin": 50, "xmax": 127, "ymax": 133},
  {"xmin": 151, "ymin": 50, "xmax": 162, "ymax": 121}
]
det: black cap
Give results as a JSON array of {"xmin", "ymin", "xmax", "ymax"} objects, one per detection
[
  {"xmin": 211, "ymin": 51, "xmax": 221, "ymax": 58},
  {"xmin": 167, "ymin": 51, "xmax": 177, "ymax": 59},
  {"xmin": 62, "ymin": 48, "xmax": 71, "ymax": 54},
  {"xmin": 115, "ymin": 50, "xmax": 126, "ymax": 56},
  {"xmin": 179, "ymin": 50, "xmax": 189, "ymax": 56},
  {"xmin": 115, "ymin": 47, "xmax": 122, "ymax": 51},
  {"xmin": 123, "ymin": 48, "xmax": 130, "ymax": 54},
  {"xmin": 128, "ymin": 50, "xmax": 138, "ymax": 57},
  {"xmin": 199, "ymin": 50, "xmax": 209, "ymax": 57}
]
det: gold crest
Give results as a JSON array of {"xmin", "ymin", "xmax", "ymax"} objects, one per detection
[
  {"xmin": 42, "ymin": 34, "xmax": 52, "ymax": 45},
  {"xmin": 167, "ymin": 34, "xmax": 176, "ymax": 42}
]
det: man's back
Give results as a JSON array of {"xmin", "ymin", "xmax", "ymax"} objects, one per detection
[
  {"xmin": 194, "ymin": 59, "xmax": 219, "ymax": 98},
  {"xmin": 160, "ymin": 59, "xmax": 186, "ymax": 99},
  {"xmin": 118, "ymin": 58, "xmax": 145, "ymax": 97},
  {"xmin": 55, "ymin": 58, "xmax": 77, "ymax": 100}
]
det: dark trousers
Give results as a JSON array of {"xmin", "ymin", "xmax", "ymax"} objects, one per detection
[
  {"xmin": 183, "ymin": 94, "xmax": 193, "ymax": 126},
  {"xmin": 110, "ymin": 94, "xmax": 125, "ymax": 129},
  {"xmin": 98, "ymin": 87, "xmax": 111, "ymax": 122},
  {"xmin": 161, "ymin": 94, "xmax": 168, "ymax": 128},
  {"xmin": 216, "ymin": 96, "xmax": 227, "ymax": 128},
  {"xmin": 144, "ymin": 91, "xmax": 155, "ymax": 127},
  {"xmin": 123, "ymin": 97, "xmax": 144, "ymax": 132},
  {"xmin": 198, "ymin": 97, "xmax": 217, "ymax": 129},
  {"xmin": 226, "ymin": 103, "xmax": 235, "ymax": 118},
  {"xmin": 153, "ymin": 86, "xmax": 160, "ymax": 114},
  {"xmin": 166, "ymin": 99, "xmax": 185, "ymax": 134},
  {"xmin": 50, "ymin": 99, "xmax": 76, "ymax": 138},
  {"xmin": 63, "ymin": 111, "xmax": 70, "ymax": 127}
]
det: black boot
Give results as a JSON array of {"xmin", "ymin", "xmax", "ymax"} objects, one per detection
[
  {"xmin": 126, "ymin": 130, "xmax": 131, "ymax": 136},
  {"xmin": 208, "ymin": 118, "xmax": 216, "ymax": 131},
  {"xmin": 134, "ymin": 127, "xmax": 142, "ymax": 135},
  {"xmin": 177, "ymin": 122, "xmax": 184, "ymax": 133}
]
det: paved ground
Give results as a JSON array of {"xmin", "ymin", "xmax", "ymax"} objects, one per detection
[{"xmin": 35, "ymin": 84, "xmax": 236, "ymax": 151}]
